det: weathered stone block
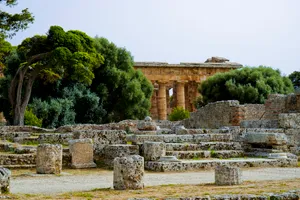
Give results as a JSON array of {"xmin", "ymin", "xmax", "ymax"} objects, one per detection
[
  {"xmin": 0, "ymin": 168, "xmax": 11, "ymax": 193},
  {"xmin": 279, "ymin": 113, "xmax": 300, "ymax": 129},
  {"xmin": 69, "ymin": 139, "xmax": 96, "ymax": 169},
  {"xmin": 143, "ymin": 141, "xmax": 166, "ymax": 161},
  {"xmin": 215, "ymin": 165, "xmax": 242, "ymax": 185},
  {"xmin": 244, "ymin": 132, "xmax": 287, "ymax": 146},
  {"xmin": 137, "ymin": 121, "xmax": 157, "ymax": 131},
  {"xmin": 240, "ymin": 120, "xmax": 279, "ymax": 128},
  {"xmin": 36, "ymin": 144, "xmax": 62, "ymax": 174},
  {"xmin": 102, "ymin": 144, "xmax": 139, "ymax": 167},
  {"xmin": 113, "ymin": 155, "xmax": 144, "ymax": 190},
  {"xmin": 174, "ymin": 126, "xmax": 188, "ymax": 135}
]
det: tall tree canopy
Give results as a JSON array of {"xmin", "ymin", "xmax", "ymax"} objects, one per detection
[
  {"xmin": 0, "ymin": 0, "xmax": 34, "ymax": 38},
  {"xmin": 198, "ymin": 66, "xmax": 294, "ymax": 105},
  {"xmin": 4, "ymin": 26, "xmax": 103, "ymax": 125},
  {"xmin": 288, "ymin": 71, "xmax": 300, "ymax": 91},
  {"xmin": 92, "ymin": 37, "xmax": 153, "ymax": 122}
]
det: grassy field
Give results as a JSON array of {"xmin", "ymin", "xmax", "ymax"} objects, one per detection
[{"xmin": 5, "ymin": 178, "xmax": 300, "ymax": 200}]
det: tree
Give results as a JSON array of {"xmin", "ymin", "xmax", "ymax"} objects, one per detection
[
  {"xmin": 92, "ymin": 37, "xmax": 153, "ymax": 122},
  {"xmin": 168, "ymin": 107, "xmax": 190, "ymax": 121},
  {"xmin": 7, "ymin": 26, "xmax": 103, "ymax": 125},
  {"xmin": 0, "ymin": 0, "xmax": 34, "ymax": 39},
  {"xmin": 0, "ymin": 38, "xmax": 12, "ymax": 75},
  {"xmin": 198, "ymin": 66, "xmax": 294, "ymax": 105},
  {"xmin": 288, "ymin": 71, "xmax": 300, "ymax": 91}
]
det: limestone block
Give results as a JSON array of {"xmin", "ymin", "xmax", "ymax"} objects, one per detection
[
  {"xmin": 137, "ymin": 117, "xmax": 157, "ymax": 131},
  {"xmin": 279, "ymin": 113, "xmax": 300, "ymax": 129},
  {"xmin": 36, "ymin": 144, "xmax": 62, "ymax": 174},
  {"xmin": 0, "ymin": 168, "xmax": 11, "ymax": 193},
  {"xmin": 244, "ymin": 132, "xmax": 287, "ymax": 146},
  {"xmin": 69, "ymin": 139, "xmax": 96, "ymax": 169},
  {"xmin": 215, "ymin": 165, "xmax": 242, "ymax": 185},
  {"xmin": 174, "ymin": 126, "xmax": 188, "ymax": 135},
  {"xmin": 143, "ymin": 141, "xmax": 166, "ymax": 161},
  {"xmin": 113, "ymin": 155, "xmax": 144, "ymax": 190},
  {"xmin": 102, "ymin": 144, "xmax": 139, "ymax": 167}
]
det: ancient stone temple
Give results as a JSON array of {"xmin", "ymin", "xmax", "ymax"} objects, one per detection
[{"xmin": 134, "ymin": 57, "xmax": 242, "ymax": 120}]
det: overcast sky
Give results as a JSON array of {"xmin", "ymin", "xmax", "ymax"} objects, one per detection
[{"xmin": 7, "ymin": 0, "xmax": 300, "ymax": 75}]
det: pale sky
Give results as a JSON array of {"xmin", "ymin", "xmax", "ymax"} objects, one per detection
[{"xmin": 6, "ymin": 0, "xmax": 300, "ymax": 75}]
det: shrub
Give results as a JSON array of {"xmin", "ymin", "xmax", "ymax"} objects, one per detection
[
  {"xmin": 168, "ymin": 107, "xmax": 190, "ymax": 121},
  {"xmin": 24, "ymin": 108, "xmax": 43, "ymax": 127}
]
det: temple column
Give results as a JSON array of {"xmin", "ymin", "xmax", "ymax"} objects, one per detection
[
  {"xmin": 176, "ymin": 81, "xmax": 185, "ymax": 109},
  {"xmin": 150, "ymin": 88, "xmax": 158, "ymax": 119},
  {"xmin": 157, "ymin": 81, "xmax": 167, "ymax": 120}
]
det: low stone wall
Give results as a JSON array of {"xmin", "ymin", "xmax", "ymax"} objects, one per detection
[
  {"xmin": 56, "ymin": 120, "xmax": 138, "ymax": 133},
  {"xmin": 38, "ymin": 133, "xmax": 73, "ymax": 145},
  {"xmin": 0, "ymin": 154, "xmax": 36, "ymax": 166}
]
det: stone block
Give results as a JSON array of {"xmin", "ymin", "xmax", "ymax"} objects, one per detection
[
  {"xmin": 0, "ymin": 168, "xmax": 11, "ymax": 193},
  {"xmin": 113, "ymin": 155, "xmax": 144, "ymax": 190},
  {"xmin": 69, "ymin": 139, "xmax": 96, "ymax": 169},
  {"xmin": 240, "ymin": 120, "xmax": 279, "ymax": 128},
  {"xmin": 244, "ymin": 132, "xmax": 287, "ymax": 146},
  {"xmin": 215, "ymin": 165, "xmax": 242, "ymax": 185},
  {"xmin": 279, "ymin": 113, "xmax": 300, "ymax": 129},
  {"xmin": 137, "ymin": 121, "xmax": 157, "ymax": 131},
  {"xmin": 36, "ymin": 144, "xmax": 62, "ymax": 174},
  {"xmin": 143, "ymin": 141, "xmax": 166, "ymax": 161},
  {"xmin": 102, "ymin": 144, "xmax": 139, "ymax": 167},
  {"xmin": 174, "ymin": 126, "xmax": 188, "ymax": 135}
]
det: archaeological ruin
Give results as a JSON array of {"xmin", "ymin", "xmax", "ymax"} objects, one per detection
[
  {"xmin": 0, "ymin": 58, "xmax": 299, "ymax": 198},
  {"xmin": 134, "ymin": 57, "xmax": 242, "ymax": 120}
]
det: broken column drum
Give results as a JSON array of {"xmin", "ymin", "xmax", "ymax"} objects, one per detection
[
  {"xmin": 0, "ymin": 168, "xmax": 11, "ymax": 193},
  {"xmin": 215, "ymin": 165, "xmax": 242, "ymax": 185},
  {"xmin": 36, "ymin": 144, "xmax": 62, "ymax": 174},
  {"xmin": 113, "ymin": 155, "xmax": 144, "ymax": 190}
]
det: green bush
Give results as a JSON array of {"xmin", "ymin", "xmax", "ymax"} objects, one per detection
[
  {"xmin": 168, "ymin": 107, "xmax": 190, "ymax": 121},
  {"xmin": 24, "ymin": 108, "xmax": 42, "ymax": 127}
]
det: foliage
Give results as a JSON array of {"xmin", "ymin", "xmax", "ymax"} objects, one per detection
[
  {"xmin": 288, "ymin": 71, "xmax": 300, "ymax": 92},
  {"xmin": 24, "ymin": 108, "xmax": 42, "ymax": 127},
  {"xmin": 199, "ymin": 66, "xmax": 294, "ymax": 105},
  {"xmin": 5, "ymin": 26, "xmax": 104, "ymax": 125},
  {"xmin": 0, "ymin": 38, "xmax": 13, "ymax": 70},
  {"xmin": 61, "ymin": 84, "xmax": 106, "ymax": 124},
  {"xmin": 28, "ymin": 98, "xmax": 75, "ymax": 128},
  {"xmin": 168, "ymin": 107, "xmax": 190, "ymax": 121},
  {"xmin": 26, "ymin": 83, "xmax": 106, "ymax": 128},
  {"xmin": 92, "ymin": 37, "xmax": 153, "ymax": 122},
  {"xmin": 0, "ymin": 0, "xmax": 34, "ymax": 39}
]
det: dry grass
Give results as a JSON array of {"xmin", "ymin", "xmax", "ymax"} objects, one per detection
[
  {"xmin": 6, "ymin": 178, "xmax": 300, "ymax": 200},
  {"xmin": 11, "ymin": 168, "xmax": 111, "ymax": 177}
]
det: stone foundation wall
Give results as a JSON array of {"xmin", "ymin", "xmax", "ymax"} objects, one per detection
[
  {"xmin": 263, "ymin": 94, "xmax": 300, "ymax": 120},
  {"xmin": 182, "ymin": 101, "xmax": 265, "ymax": 128}
]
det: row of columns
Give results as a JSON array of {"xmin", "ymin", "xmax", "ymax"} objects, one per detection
[{"xmin": 150, "ymin": 81, "xmax": 200, "ymax": 120}]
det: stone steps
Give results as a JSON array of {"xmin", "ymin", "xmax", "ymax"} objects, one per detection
[
  {"xmin": 127, "ymin": 133, "xmax": 232, "ymax": 144},
  {"xmin": 165, "ymin": 142, "xmax": 242, "ymax": 151},
  {"xmin": 166, "ymin": 150, "xmax": 244, "ymax": 159},
  {"xmin": 145, "ymin": 158, "xmax": 298, "ymax": 172}
]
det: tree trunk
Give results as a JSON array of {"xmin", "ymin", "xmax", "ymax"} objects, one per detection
[{"xmin": 13, "ymin": 106, "xmax": 24, "ymax": 126}]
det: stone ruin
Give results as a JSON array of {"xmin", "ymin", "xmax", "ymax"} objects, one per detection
[{"xmin": 0, "ymin": 93, "xmax": 299, "ymax": 192}]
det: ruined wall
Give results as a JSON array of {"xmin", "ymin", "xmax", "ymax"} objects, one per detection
[
  {"xmin": 243, "ymin": 104, "xmax": 265, "ymax": 120},
  {"xmin": 182, "ymin": 101, "xmax": 266, "ymax": 129},
  {"xmin": 263, "ymin": 94, "xmax": 300, "ymax": 120}
]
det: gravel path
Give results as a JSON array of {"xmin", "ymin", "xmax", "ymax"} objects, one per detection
[{"xmin": 11, "ymin": 168, "xmax": 300, "ymax": 194}]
